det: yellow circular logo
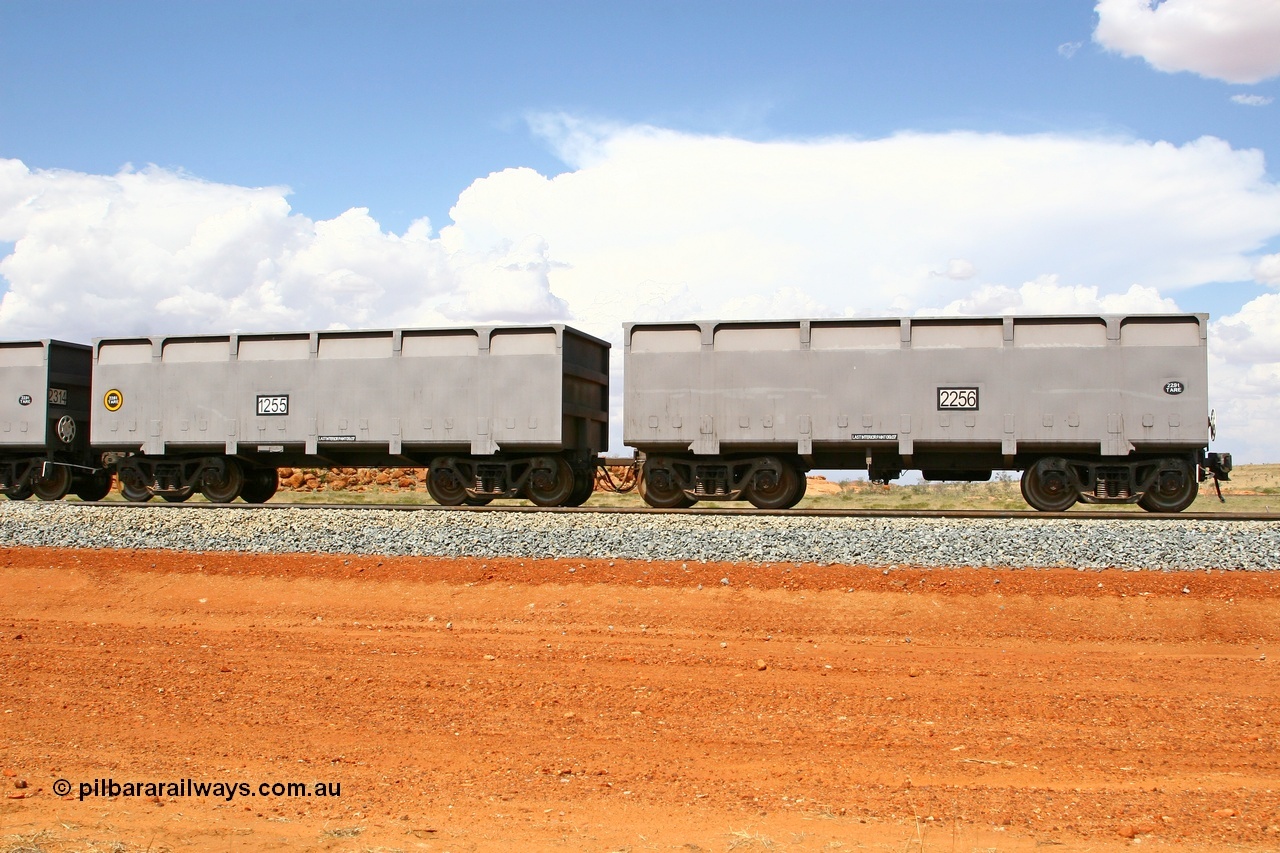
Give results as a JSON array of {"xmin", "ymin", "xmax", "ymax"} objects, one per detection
[{"xmin": 103, "ymin": 389, "xmax": 123, "ymax": 412}]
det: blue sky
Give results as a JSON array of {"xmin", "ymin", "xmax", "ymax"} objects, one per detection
[
  {"xmin": 2, "ymin": 0, "xmax": 1280, "ymax": 458},
  {"xmin": 5, "ymin": 2, "xmax": 1274, "ymax": 234}
]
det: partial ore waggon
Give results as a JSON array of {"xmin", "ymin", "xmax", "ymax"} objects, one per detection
[
  {"xmin": 0, "ymin": 340, "xmax": 113, "ymax": 501},
  {"xmin": 624, "ymin": 314, "xmax": 1232, "ymax": 512},
  {"xmin": 91, "ymin": 325, "xmax": 609, "ymax": 505}
]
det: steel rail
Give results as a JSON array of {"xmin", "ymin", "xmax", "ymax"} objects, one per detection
[{"xmin": 72, "ymin": 502, "xmax": 1280, "ymax": 521}]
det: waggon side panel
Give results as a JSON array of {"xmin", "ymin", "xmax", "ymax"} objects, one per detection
[
  {"xmin": 237, "ymin": 333, "xmax": 314, "ymax": 454},
  {"xmin": 162, "ymin": 337, "xmax": 237, "ymax": 454},
  {"xmin": 624, "ymin": 314, "xmax": 1210, "ymax": 461},
  {"xmin": 93, "ymin": 339, "xmax": 162, "ymax": 452},
  {"xmin": 625, "ymin": 324, "xmax": 706, "ymax": 453},
  {"xmin": 486, "ymin": 327, "xmax": 564, "ymax": 453},
  {"xmin": 1114, "ymin": 316, "xmax": 1209, "ymax": 451},
  {"xmin": 310, "ymin": 330, "xmax": 403, "ymax": 453},
  {"xmin": 398, "ymin": 329, "xmax": 482, "ymax": 453}
]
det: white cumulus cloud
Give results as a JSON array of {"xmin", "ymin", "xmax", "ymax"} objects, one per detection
[
  {"xmin": 1231, "ymin": 93, "xmax": 1274, "ymax": 106},
  {"xmin": 1255, "ymin": 252, "xmax": 1280, "ymax": 285},
  {"xmin": 934, "ymin": 259, "xmax": 978, "ymax": 280},
  {"xmin": 929, "ymin": 276, "xmax": 1182, "ymax": 316},
  {"xmin": 1210, "ymin": 293, "xmax": 1280, "ymax": 461},
  {"xmin": 1094, "ymin": 0, "xmax": 1280, "ymax": 84},
  {"xmin": 1216, "ymin": 293, "xmax": 1280, "ymax": 364},
  {"xmin": 0, "ymin": 160, "xmax": 567, "ymax": 340},
  {"xmin": 455, "ymin": 117, "xmax": 1280, "ymax": 333}
]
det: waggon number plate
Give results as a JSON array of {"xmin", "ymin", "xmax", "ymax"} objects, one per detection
[
  {"xmin": 256, "ymin": 394, "xmax": 289, "ymax": 416},
  {"xmin": 937, "ymin": 387, "xmax": 979, "ymax": 410}
]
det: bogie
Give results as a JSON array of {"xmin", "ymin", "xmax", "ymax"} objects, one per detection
[
  {"xmin": 1017, "ymin": 455, "xmax": 1205, "ymax": 513},
  {"xmin": 640, "ymin": 455, "xmax": 806, "ymax": 509},
  {"xmin": 428, "ymin": 455, "xmax": 586, "ymax": 507}
]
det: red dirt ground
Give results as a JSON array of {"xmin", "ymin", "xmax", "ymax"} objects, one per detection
[{"xmin": 2, "ymin": 546, "xmax": 1279, "ymax": 852}]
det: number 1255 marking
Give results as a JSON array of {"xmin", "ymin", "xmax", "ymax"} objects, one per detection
[{"xmin": 257, "ymin": 395, "xmax": 289, "ymax": 416}]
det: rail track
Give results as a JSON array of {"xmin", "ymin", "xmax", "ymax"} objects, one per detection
[
  {"xmin": 72, "ymin": 501, "xmax": 1280, "ymax": 521},
  {"xmin": 14, "ymin": 498, "xmax": 1278, "ymax": 570}
]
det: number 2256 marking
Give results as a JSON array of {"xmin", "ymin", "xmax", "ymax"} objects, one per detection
[{"xmin": 937, "ymin": 387, "xmax": 979, "ymax": 410}]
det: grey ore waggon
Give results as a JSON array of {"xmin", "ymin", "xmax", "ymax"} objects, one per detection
[
  {"xmin": 76, "ymin": 324, "xmax": 608, "ymax": 505},
  {"xmin": 625, "ymin": 313, "xmax": 1231, "ymax": 512},
  {"xmin": 0, "ymin": 313, "xmax": 1232, "ymax": 512},
  {"xmin": 86, "ymin": 324, "xmax": 609, "ymax": 505}
]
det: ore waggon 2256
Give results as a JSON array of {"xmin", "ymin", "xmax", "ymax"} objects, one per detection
[{"xmin": 624, "ymin": 313, "xmax": 1231, "ymax": 512}]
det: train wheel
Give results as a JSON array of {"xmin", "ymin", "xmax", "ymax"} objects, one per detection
[
  {"xmin": 200, "ymin": 459, "xmax": 244, "ymax": 503},
  {"xmin": 162, "ymin": 489, "xmax": 194, "ymax": 503},
  {"xmin": 1020, "ymin": 459, "xmax": 1078, "ymax": 512},
  {"xmin": 638, "ymin": 461, "xmax": 694, "ymax": 509},
  {"xmin": 562, "ymin": 468, "xmax": 595, "ymax": 508},
  {"xmin": 74, "ymin": 472, "xmax": 113, "ymax": 502},
  {"xmin": 745, "ymin": 458, "xmax": 801, "ymax": 510},
  {"xmin": 1138, "ymin": 459, "xmax": 1198, "ymax": 513},
  {"xmin": 785, "ymin": 466, "xmax": 808, "ymax": 509},
  {"xmin": 463, "ymin": 496, "xmax": 494, "ymax": 506},
  {"xmin": 5, "ymin": 484, "xmax": 33, "ymax": 500},
  {"xmin": 427, "ymin": 466, "xmax": 468, "ymax": 506},
  {"xmin": 119, "ymin": 470, "xmax": 153, "ymax": 502},
  {"xmin": 32, "ymin": 465, "xmax": 72, "ymax": 501},
  {"xmin": 239, "ymin": 468, "xmax": 279, "ymax": 504},
  {"xmin": 526, "ymin": 457, "xmax": 575, "ymax": 507}
]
